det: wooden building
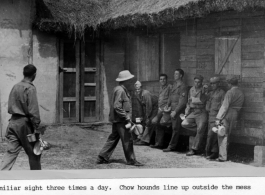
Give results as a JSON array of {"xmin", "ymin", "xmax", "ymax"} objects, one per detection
[{"xmin": 2, "ymin": 0, "xmax": 265, "ymax": 161}]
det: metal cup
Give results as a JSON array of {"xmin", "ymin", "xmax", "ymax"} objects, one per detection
[
  {"xmin": 125, "ymin": 123, "xmax": 132, "ymax": 129},
  {"xmin": 27, "ymin": 134, "xmax": 37, "ymax": 142}
]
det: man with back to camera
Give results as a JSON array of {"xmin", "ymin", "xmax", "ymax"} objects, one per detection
[
  {"xmin": 155, "ymin": 69, "xmax": 188, "ymax": 152},
  {"xmin": 133, "ymin": 81, "xmax": 158, "ymax": 146},
  {"xmin": 0, "ymin": 64, "xmax": 42, "ymax": 170},
  {"xmin": 96, "ymin": 70, "xmax": 143, "ymax": 166},
  {"xmin": 150, "ymin": 74, "xmax": 172, "ymax": 149},
  {"xmin": 181, "ymin": 75, "xmax": 208, "ymax": 156},
  {"xmin": 215, "ymin": 76, "xmax": 244, "ymax": 162},
  {"xmin": 205, "ymin": 77, "xmax": 225, "ymax": 160}
]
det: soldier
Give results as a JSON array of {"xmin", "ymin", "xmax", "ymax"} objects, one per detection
[
  {"xmin": 215, "ymin": 76, "xmax": 244, "ymax": 162},
  {"xmin": 1, "ymin": 64, "xmax": 42, "ymax": 170},
  {"xmin": 133, "ymin": 81, "xmax": 158, "ymax": 146},
  {"xmin": 156, "ymin": 69, "xmax": 188, "ymax": 152},
  {"xmin": 96, "ymin": 70, "xmax": 143, "ymax": 166},
  {"xmin": 182, "ymin": 75, "xmax": 208, "ymax": 156},
  {"xmin": 205, "ymin": 77, "xmax": 225, "ymax": 160},
  {"xmin": 150, "ymin": 74, "xmax": 172, "ymax": 149}
]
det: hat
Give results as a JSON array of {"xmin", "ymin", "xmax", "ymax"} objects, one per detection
[
  {"xmin": 194, "ymin": 75, "xmax": 204, "ymax": 82},
  {"xmin": 226, "ymin": 75, "xmax": 238, "ymax": 85},
  {"xmin": 210, "ymin": 77, "xmax": 220, "ymax": 83},
  {"xmin": 116, "ymin": 70, "xmax": 134, "ymax": 82},
  {"xmin": 135, "ymin": 81, "xmax": 142, "ymax": 87}
]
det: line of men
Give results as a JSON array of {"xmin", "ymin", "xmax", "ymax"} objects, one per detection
[{"xmin": 97, "ymin": 69, "xmax": 244, "ymax": 166}]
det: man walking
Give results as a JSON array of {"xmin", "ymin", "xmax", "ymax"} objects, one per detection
[
  {"xmin": 205, "ymin": 77, "xmax": 225, "ymax": 160},
  {"xmin": 133, "ymin": 81, "xmax": 158, "ymax": 146},
  {"xmin": 182, "ymin": 75, "xmax": 208, "ymax": 156},
  {"xmin": 96, "ymin": 70, "xmax": 143, "ymax": 166},
  {"xmin": 156, "ymin": 69, "xmax": 188, "ymax": 152},
  {"xmin": 1, "ymin": 64, "xmax": 42, "ymax": 170},
  {"xmin": 215, "ymin": 76, "xmax": 244, "ymax": 162}
]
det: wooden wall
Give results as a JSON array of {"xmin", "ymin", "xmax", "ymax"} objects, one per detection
[
  {"xmin": 120, "ymin": 10, "xmax": 265, "ymax": 145},
  {"xmin": 179, "ymin": 10, "xmax": 265, "ymax": 145}
]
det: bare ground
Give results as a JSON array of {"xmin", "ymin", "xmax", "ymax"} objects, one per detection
[{"xmin": 0, "ymin": 124, "xmax": 255, "ymax": 170}]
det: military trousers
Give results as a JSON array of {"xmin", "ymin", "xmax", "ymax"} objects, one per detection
[
  {"xmin": 0, "ymin": 116, "xmax": 41, "ymax": 170},
  {"xmin": 205, "ymin": 119, "xmax": 219, "ymax": 156},
  {"xmin": 98, "ymin": 122, "xmax": 136, "ymax": 164},
  {"xmin": 218, "ymin": 109, "xmax": 238, "ymax": 161},
  {"xmin": 181, "ymin": 110, "xmax": 208, "ymax": 151}
]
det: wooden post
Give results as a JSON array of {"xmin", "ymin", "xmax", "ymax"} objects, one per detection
[
  {"xmin": 80, "ymin": 40, "xmax": 85, "ymax": 123},
  {"xmin": 75, "ymin": 40, "xmax": 80, "ymax": 122},
  {"xmin": 59, "ymin": 40, "xmax": 64, "ymax": 123}
]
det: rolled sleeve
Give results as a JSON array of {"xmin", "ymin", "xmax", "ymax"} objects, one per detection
[{"xmin": 216, "ymin": 91, "xmax": 231, "ymax": 120}]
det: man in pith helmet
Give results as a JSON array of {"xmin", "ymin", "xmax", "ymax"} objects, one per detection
[{"xmin": 96, "ymin": 70, "xmax": 143, "ymax": 166}]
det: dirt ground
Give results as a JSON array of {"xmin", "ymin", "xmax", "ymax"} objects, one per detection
[{"xmin": 0, "ymin": 124, "xmax": 256, "ymax": 170}]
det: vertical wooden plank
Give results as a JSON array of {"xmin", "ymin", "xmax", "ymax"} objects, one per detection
[
  {"xmin": 96, "ymin": 39, "xmax": 101, "ymax": 121},
  {"xmin": 160, "ymin": 33, "xmax": 165, "ymax": 74},
  {"xmin": 59, "ymin": 40, "xmax": 64, "ymax": 123},
  {"xmin": 80, "ymin": 41, "xmax": 85, "ymax": 122},
  {"xmin": 233, "ymin": 36, "xmax": 241, "ymax": 76},
  {"xmin": 75, "ymin": 40, "xmax": 80, "ymax": 122}
]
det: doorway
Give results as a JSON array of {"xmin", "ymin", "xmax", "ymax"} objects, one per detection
[{"xmin": 59, "ymin": 39, "xmax": 99, "ymax": 123}]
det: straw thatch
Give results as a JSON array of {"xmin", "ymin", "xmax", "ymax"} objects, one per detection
[{"xmin": 35, "ymin": 0, "xmax": 265, "ymax": 36}]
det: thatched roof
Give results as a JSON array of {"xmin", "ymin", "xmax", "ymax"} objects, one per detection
[{"xmin": 35, "ymin": 0, "xmax": 265, "ymax": 36}]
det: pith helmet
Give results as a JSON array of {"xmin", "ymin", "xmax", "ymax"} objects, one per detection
[{"xmin": 116, "ymin": 70, "xmax": 134, "ymax": 82}]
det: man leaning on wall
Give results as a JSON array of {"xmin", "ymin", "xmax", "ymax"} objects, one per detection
[
  {"xmin": 150, "ymin": 74, "xmax": 172, "ymax": 149},
  {"xmin": 181, "ymin": 75, "xmax": 208, "ymax": 156},
  {"xmin": 215, "ymin": 76, "xmax": 244, "ymax": 162},
  {"xmin": 155, "ymin": 69, "xmax": 188, "ymax": 152}
]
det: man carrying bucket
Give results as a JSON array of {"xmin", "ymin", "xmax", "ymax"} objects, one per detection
[
  {"xmin": 96, "ymin": 70, "xmax": 143, "ymax": 166},
  {"xmin": 215, "ymin": 76, "xmax": 244, "ymax": 162},
  {"xmin": 205, "ymin": 77, "xmax": 225, "ymax": 160},
  {"xmin": 1, "ymin": 64, "xmax": 42, "ymax": 170},
  {"xmin": 133, "ymin": 81, "xmax": 158, "ymax": 146}
]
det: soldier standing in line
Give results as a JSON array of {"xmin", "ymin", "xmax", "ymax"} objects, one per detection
[
  {"xmin": 96, "ymin": 70, "xmax": 143, "ymax": 166},
  {"xmin": 133, "ymin": 81, "xmax": 158, "ymax": 146},
  {"xmin": 155, "ymin": 69, "xmax": 188, "ymax": 152},
  {"xmin": 150, "ymin": 74, "xmax": 172, "ymax": 149},
  {"xmin": 205, "ymin": 77, "xmax": 225, "ymax": 160},
  {"xmin": 215, "ymin": 76, "xmax": 244, "ymax": 162},
  {"xmin": 182, "ymin": 75, "xmax": 208, "ymax": 156}
]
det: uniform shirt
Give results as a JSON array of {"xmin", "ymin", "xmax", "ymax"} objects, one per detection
[
  {"xmin": 216, "ymin": 86, "xmax": 244, "ymax": 120},
  {"xmin": 109, "ymin": 85, "xmax": 132, "ymax": 123},
  {"xmin": 8, "ymin": 79, "xmax": 41, "ymax": 129},
  {"xmin": 168, "ymin": 80, "xmax": 188, "ymax": 113},
  {"xmin": 158, "ymin": 84, "xmax": 172, "ymax": 110},
  {"xmin": 135, "ymin": 89, "xmax": 158, "ymax": 121},
  {"xmin": 206, "ymin": 88, "xmax": 225, "ymax": 119},
  {"xmin": 185, "ymin": 86, "xmax": 207, "ymax": 115}
]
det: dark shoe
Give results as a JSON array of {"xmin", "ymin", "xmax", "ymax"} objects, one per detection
[
  {"xmin": 150, "ymin": 145, "xmax": 163, "ymax": 149},
  {"xmin": 216, "ymin": 158, "xmax": 226, "ymax": 162},
  {"xmin": 186, "ymin": 150, "xmax": 196, "ymax": 156},
  {"xmin": 134, "ymin": 140, "xmax": 149, "ymax": 146},
  {"xmin": 96, "ymin": 156, "xmax": 109, "ymax": 164},
  {"xmin": 163, "ymin": 148, "xmax": 176, "ymax": 152},
  {"xmin": 207, "ymin": 153, "xmax": 218, "ymax": 160},
  {"xmin": 126, "ymin": 161, "xmax": 144, "ymax": 166}
]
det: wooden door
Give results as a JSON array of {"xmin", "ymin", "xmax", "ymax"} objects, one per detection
[
  {"xmin": 81, "ymin": 41, "xmax": 98, "ymax": 122},
  {"xmin": 59, "ymin": 40, "xmax": 80, "ymax": 123},
  {"xmin": 59, "ymin": 39, "xmax": 99, "ymax": 123},
  {"xmin": 215, "ymin": 35, "xmax": 241, "ymax": 77}
]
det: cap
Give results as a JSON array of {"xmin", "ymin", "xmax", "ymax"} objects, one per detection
[
  {"xmin": 210, "ymin": 77, "xmax": 220, "ymax": 83},
  {"xmin": 134, "ymin": 81, "xmax": 142, "ymax": 87},
  {"xmin": 226, "ymin": 75, "xmax": 238, "ymax": 85},
  {"xmin": 194, "ymin": 75, "xmax": 204, "ymax": 82}
]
